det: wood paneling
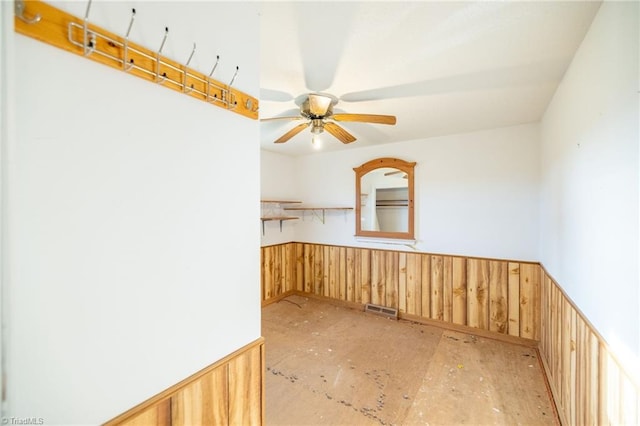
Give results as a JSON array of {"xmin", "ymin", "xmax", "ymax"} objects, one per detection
[
  {"xmin": 261, "ymin": 243, "xmax": 540, "ymax": 339},
  {"xmin": 539, "ymin": 270, "xmax": 640, "ymax": 426},
  {"xmin": 107, "ymin": 339, "xmax": 265, "ymax": 426},
  {"xmin": 229, "ymin": 344, "xmax": 263, "ymax": 425},
  {"xmin": 172, "ymin": 367, "xmax": 228, "ymax": 426}
]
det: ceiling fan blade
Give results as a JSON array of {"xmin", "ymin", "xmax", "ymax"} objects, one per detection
[
  {"xmin": 384, "ymin": 170, "xmax": 404, "ymax": 176},
  {"xmin": 261, "ymin": 116, "xmax": 304, "ymax": 122},
  {"xmin": 324, "ymin": 122, "xmax": 356, "ymax": 144},
  {"xmin": 296, "ymin": 3, "xmax": 358, "ymax": 91},
  {"xmin": 260, "ymin": 88, "xmax": 295, "ymax": 102},
  {"xmin": 275, "ymin": 122, "xmax": 309, "ymax": 144},
  {"xmin": 332, "ymin": 113, "xmax": 397, "ymax": 125}
]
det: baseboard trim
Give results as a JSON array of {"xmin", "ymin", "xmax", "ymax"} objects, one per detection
[
  {"xmin": 399, "ymin": 311, "xmax": 539, "ymax": 348},
  {"xmin": 537, "ymin": 343, "xmax": 567, "ymax": 426},
  {"xmin": 261, "ymin": 290, "xmax": 297, "ymax": 307},
  {"xmin": 281, "ymin": 290, "xmax": 539, "ymax": 348}
]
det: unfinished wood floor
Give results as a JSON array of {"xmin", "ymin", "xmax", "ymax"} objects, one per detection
[{"xmin": 262, "ymin": 295, "xmax": 558, "ymax": 426}]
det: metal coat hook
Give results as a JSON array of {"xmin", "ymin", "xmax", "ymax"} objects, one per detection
[
  {"xmin": 229, "ymin": 66, "xmax": 239, "ymax": 87},
  {"xmin": 155, "ymin": 27, "xmax": 169, "ymax": 84},
  {"xmin": 82, "ymin": 0, "xmax": 96, "ymax": 56},
  {"xmin": 15, "ymin": 0, "xmax": 41, "ymax": 24},
  {"xmin": 183, "ymin": 43, "xmax": 196, "ymax": 94},
  {"xmin": 123, "ymin": 8, "xmax": 136, "ymax": 71},
  {"xmin": 206, "ymin": 55, "xmax": 220, "ymax": 103},
  {"xmin": 227, "ymin": 66, "xmax": 239, "ymax": 109}
]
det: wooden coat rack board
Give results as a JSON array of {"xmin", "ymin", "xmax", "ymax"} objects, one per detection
[{"xmin": 14, "ymin": 0, "xmax": 259, "ymax": 120}]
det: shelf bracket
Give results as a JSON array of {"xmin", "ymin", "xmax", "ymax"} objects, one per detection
[{"xmin": 311, "ymin": 209, "xmax": 326, "ymax": 224}]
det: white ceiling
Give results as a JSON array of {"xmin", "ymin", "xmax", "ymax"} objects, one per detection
[{"xmin": 259, "ymin": 1, "xmax": 601, "ymax": 156}]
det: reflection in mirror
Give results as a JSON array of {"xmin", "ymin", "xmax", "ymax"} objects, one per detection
[{"xmin": 354, "ymin": 158, "xmax": 416, "ymax": 240}]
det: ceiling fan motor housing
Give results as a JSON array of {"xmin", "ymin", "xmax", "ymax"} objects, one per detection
[{"xmin": 302, "ymin": 96, "xmax": 334, "ymax": 119}]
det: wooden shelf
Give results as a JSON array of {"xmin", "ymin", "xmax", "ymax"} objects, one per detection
[
  {"xmin": 260, "ymin": 200, "xmax": 302, "ymax": 204},
  {"xmin": 260, "ymin": 216, "xmax": 299, "ymax": 221},
  {"xmin": 284, "ymin": 207, "xmax": 352, "ymax": 211},
  {"xmin": 260, "ymin": 216, "xmax": 298, "ymax": 234}
]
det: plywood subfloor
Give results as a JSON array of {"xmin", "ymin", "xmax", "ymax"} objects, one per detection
[{"xmin": 262, "ymin": 295, "xmax": 558, "ymax": 426}]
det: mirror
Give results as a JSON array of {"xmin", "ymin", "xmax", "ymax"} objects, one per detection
[{"xmin": 354, "ymin": 157, "xmax": 416, "ymax": 240}]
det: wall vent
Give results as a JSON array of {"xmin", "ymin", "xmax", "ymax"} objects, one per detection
[{"xmin": 364, "ymin": 303, "xmax": 398, "ymax": 319}]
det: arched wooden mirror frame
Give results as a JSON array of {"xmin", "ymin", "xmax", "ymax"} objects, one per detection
[{"xmin": 354, "ymin": 157, "xmax": 416, "ymax": 240}]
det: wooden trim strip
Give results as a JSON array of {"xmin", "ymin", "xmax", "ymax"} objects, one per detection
[
  {"xmin": 104, "ymin": 337, "xmax": 264, "ymax": 425},
  {"xmin": 260, "ymin": 241, "xmax": 540, "ymax": 265},
  {"xmin": 261, "ymin": 289, "xmax": 297, "ymax": 307},
  {"xmin": 399, "ymin": 311, "xmax": 539, "ymax": 348}
]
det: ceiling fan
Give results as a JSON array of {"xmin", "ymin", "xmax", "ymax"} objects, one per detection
[
  {"xmin": 384, "ymin": 170, "xmax": 408, "ymax": 179},
  {"xmin": 261, "ymin": 93, "xmax": 397, "ymax": 144}
]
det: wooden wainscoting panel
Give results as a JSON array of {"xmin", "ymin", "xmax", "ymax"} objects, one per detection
[
  {"xmin": 398, "ymin": 253, "xmax": 407, "ymax": 314},
  {"xmin": 106, "ymin": 338, "xmax": 265, "ymax": 426},
  {"xmin": 489, "ymin": 260, "xmax": 508, "ymax": 334},
  {"xmin": 370, "ymin": 250, "xmax": 385, "ymax": 307},
  {"xmin": 283, "ymin": 243, "xmax": 295, "ymax": 294},
  {"xmin": 430, "ymin": 255, "xmax": 444, "ymax": 321},
  {"xmin": 408, "ymin": 253, "xmax": 423, "ymax": 316},
  {"xmin": 228, "ymin": 343, "xmax": 263, "ymax": 426},
  {"xmin": 119, "ymin": 399, "xmax": 171, "ymax": 426},
  {"xmin": 264, "ymin": 243, "xmax": 540, "ymax": 341},
  {"xmin": 171, "ymin": 366, "xmax": 228, "ymax": 426},
  {"xmin": 421, "ymin": 254, "xmax": 431, "ymax": 318},
  {"xmin": 538, "ymin": 269, "xmax": 640, "ymax": 426},
  {"xmin": 302, "ymin": 243, "xmax": 313, "ymax": 293},
  {"xmin": 519, "ymin": 263, "xmax": 540, "ymax": 340},
  {"xmin": 261, "ymin": 244, "xmax": 298, "ymax": 303},
  {"xmin": 442, "ymin": 256, "xmax": 453, "ymax": 322},
  {"xmin": 467, "ymin": 258, "xmax": 490, "ymax": 330},
  {"xmin": 261, "ymin": 247, "xmax": 272, "ymax": 301},
  {"xmin": 356, "ymin": 248, "xmax": 371, "ymax": 304},
  {"xmin": 338, "ymin": 247, "xmax": 348, "ymax": 300},
  {"xmin": 314, "ymin": 244, "xmax": 324, "ymax": 296},
  {"xmin": 295, "ymin": 243, "xmax": 304, "ymax": 292},
  {"xmin": 507, "ymin": 262, "xmax": 521, "ymax": 336},
  {"xmin": 385, "ymin": 251, "xmax": 399, "ymax": 309},
  {"xmin": 345, "ymin": 247, "xmax": 356, "ymax": 302},
  {"xmin": 451, "ymin": 257, "xmax": 467, "ymax": 326}
]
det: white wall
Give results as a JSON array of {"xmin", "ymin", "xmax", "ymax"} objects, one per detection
[
  {"xmin": 271, "ymin": 123, "xmax": 540, "ymax": 261},
  {"xmin": 6, "ymin": 2, "xmax": 260, "ymax": 423},
  {"xmin": 540, "ymin": 1, "xmax": 639, "ymax": 360},
  {"xmin": 260, "ymin": 150, "xmax": 298, "ymax": 246}
]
